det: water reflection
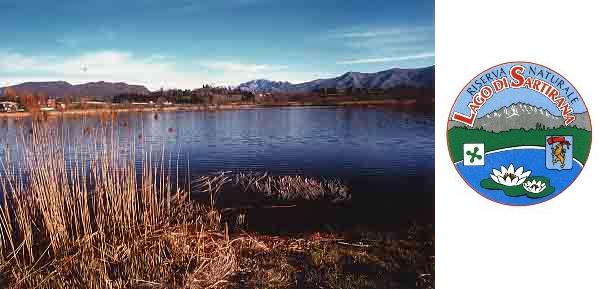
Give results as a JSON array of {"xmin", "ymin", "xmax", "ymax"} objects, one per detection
[{"xmin": 1, "ymin": 107, "xmax": 434, "ymax": 209}]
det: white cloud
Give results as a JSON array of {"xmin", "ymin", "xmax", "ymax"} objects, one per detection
[
  {"xmin": 0, "ymin": 50, "xmax": 315, "ymax": 89},
  {"xmin": 329, "ymin": 26, "xmax": 433, "ymax": 39},
  {"xmin": 0, "ymin": 50, "xmax": 173, "ymax": 75},
  {"xmin": 57, "ymin": 51, "xmax": 176, "ymax": 76},
  {"xmin": 325, "ymin": 26, "xmax": 434, "ymax": 67},
  {"xmin": 344, "ymin": 36, "xmax": 432, "ymax": 51},
  {"xmin": 0, "ymin": 50, "xmax": 196, "ymax": 89},
  {"xmin": 200, "ymin": 61, "xmax": 288, "ymax": 73},
  {"xmin": 0, "ymin": 51, "xmax": 45, "ymax": 71},
  {"xmin": 194, "ymin": 60, "xmax": 317, "ymax": 84},
  {"xmin": 337, "ymin": 52, "xmax": 435, "ymax": 65}
]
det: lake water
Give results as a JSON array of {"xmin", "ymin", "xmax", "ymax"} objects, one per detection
[{"xmin": 1, "ymin": 107, "xmax": 434, "ymax": 217}]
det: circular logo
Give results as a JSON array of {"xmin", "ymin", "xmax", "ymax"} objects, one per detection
[{"xmin": 447, "ymin": 62, "xmax": 592, "ymax": 206}]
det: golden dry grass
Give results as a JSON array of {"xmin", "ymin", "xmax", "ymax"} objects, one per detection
[
  {"xmin": 0, "ymin": 121, "xmax": 434, "ymax": 289},
  {"xmin": 0, "ymin": 123, "xmax": 240, "ymax": 288}
]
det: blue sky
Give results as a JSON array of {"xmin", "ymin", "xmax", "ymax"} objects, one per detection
[
  {"xmin": 451, "ymin": 63, "xmax": 587, "ymax": 118},
  {"xmin": 0, "ymin": 0, "xmax": 434, "ymax": 90}
]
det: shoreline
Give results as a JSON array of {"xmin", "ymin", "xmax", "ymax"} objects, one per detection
[
  {"xmin": 0, "ymin": 99, "xmax": 431, "ymax": 118},
  {"xmin": 0, "ymin": 103, "xmax": 434, "ymax": 288}
]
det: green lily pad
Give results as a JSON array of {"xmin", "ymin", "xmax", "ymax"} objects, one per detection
[{"xmin": 480, "ymin": 176, "xmax": 555, "ymax": 199}]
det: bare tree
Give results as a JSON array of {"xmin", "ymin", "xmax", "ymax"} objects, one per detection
[
  {"xmin": 34, "ymin": 92, "xmax": 48, "ymax": 108},
  {"xmin": 62, "ymin": 95, "xmax": 72, "ymax": 111},
  {"xmin": 2, "ymin": 87, "xmax": 17, "ymax": 102},
  {"xmin": 19, "ymin": 91, "xmax": 41, "ymax": 113}
]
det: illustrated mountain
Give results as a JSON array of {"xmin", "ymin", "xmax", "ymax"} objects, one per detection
[{"xmin": 449, "ymin": 102, "xmax": 591, "ymax": 132}]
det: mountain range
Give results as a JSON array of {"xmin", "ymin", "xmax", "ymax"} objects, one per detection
[
  {"xmin": 1, "ymin": 66, "xmax": 434, "ymax": 99},
  {"xmin": 0, "ymin": 81, "xmax": 150, "ymax": 99},
  {"xmin": 238, "ymin": 66, "xmax": 435, "ymax": 93},
  {"xmin": 449, "ymin": 103, "xmax": 591, "ymax": 132}
]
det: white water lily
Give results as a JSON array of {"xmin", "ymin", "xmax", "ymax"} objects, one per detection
[
  {"xmin": 523, "ymin": 180, "xmax": 547, "ymax": 194},
  {"xmin": 489, "ymin": 164, "xmax": 531, "ymax": 187}
]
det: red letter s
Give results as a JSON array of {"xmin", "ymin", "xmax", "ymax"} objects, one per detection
[{"xmin": 510, "ymin": 65, "xmax": 525, "ymax": 88}]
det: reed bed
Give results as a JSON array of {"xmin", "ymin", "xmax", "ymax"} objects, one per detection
[
  {"xmin": 0, "ymin": 122, "xmax": 237, "ymax": 288},
  {"xmin": 231, "ymin": 171, "xmax": 350, "ymax": 202},
  {"xmin": 0, "ymin": 122, "xmax": 353, "ymax": 288},
  {"xmin": 0, "ymin": 120, "xmax": 420, "ymax": 289}
]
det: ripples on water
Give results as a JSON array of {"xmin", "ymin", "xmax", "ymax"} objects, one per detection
[{"xmin": 1, "ymin": 107, "xmax": 434, "ymax": 210}]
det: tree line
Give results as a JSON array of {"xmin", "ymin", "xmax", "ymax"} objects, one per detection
[{"xmin": 0, "ymin": 87, "xmax": 49, "ymax": 112}]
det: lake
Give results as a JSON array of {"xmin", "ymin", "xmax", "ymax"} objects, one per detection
[
  {"xmin": 1, "ymin": 107, "xmax": 434, "ymax": 219},
  {"xmin": 455, "ymin": 147, "xmax": 583, "ymax": 205}
]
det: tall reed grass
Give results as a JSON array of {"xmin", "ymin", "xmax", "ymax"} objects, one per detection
[
  {"xmin": 0, "ymin": 122, "xmax": 236, "ymax": 288},
  {"xmin": 0, "ymin": 120, "xmax": 352, "ymax": 288}
]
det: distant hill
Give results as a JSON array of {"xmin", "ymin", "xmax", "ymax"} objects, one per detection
[
  {"xmin": 449, "ymin": 103, "xmax": 591, "ymax": 132},
  {"xmin": 236, "ymin": 79, "xmax": 294, "ymax": 93},
  {"xmin": 1, "ymin": 66, "xmax": 434, "ymax": 98},
  {"xmin": 1, "ymin": 81, "xmax": 150, "ymax": 99},
  {"xmin": 238, "ymin": 66, "xmax": 435, "ymax": 93}
]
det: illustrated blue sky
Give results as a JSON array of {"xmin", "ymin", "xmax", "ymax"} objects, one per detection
[
  {"xmin": 451, "ymin": 63, "xmax": 587, "ymax": 118},
  {"xmin": 0, "ymin": 0, "xmax": 434, "ymax": 90}
]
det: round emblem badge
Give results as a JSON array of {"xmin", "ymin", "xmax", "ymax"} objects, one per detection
[{"xmin": 447, "ymin": 62, "xmax": 592, "ymax": 205}]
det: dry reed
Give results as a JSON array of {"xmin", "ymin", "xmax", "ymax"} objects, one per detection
[
  {"xmin": 231, "ymin": 171, "xmax": 350, "ymax": 202},
  {"xmin": 0, "ymin": 122, "xmax": 237, "ymax": 288},
  {"xmin": 0, "ymin": 120, "xmax": 356, "ymax": 289}
]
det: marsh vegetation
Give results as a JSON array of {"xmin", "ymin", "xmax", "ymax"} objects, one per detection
[{"xmin": 0, "ymin": 113, "xmax": 433, "ymax": 288}]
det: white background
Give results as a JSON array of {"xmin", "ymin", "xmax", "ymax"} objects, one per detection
[{"xmin": 436, "ymin": 1, "xmax": 600, "ymax": 288}]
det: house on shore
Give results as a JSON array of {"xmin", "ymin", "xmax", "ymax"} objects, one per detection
[
  {"xmin": 255, "ymin": 92, "xmax": 274, "ymax": 102},
  {"xmin": 0, "ymin": 101, "xmax": 19, "ymax": 113}
]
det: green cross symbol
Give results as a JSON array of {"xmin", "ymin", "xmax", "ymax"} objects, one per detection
[{"xmin": 466, "ymin": 147, "xmax": 482, "ymax": 163}]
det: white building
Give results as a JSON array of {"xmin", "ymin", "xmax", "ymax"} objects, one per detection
[{"xmin": 0, "ymin": 101, "xmax": 19, "ymax": 113}]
